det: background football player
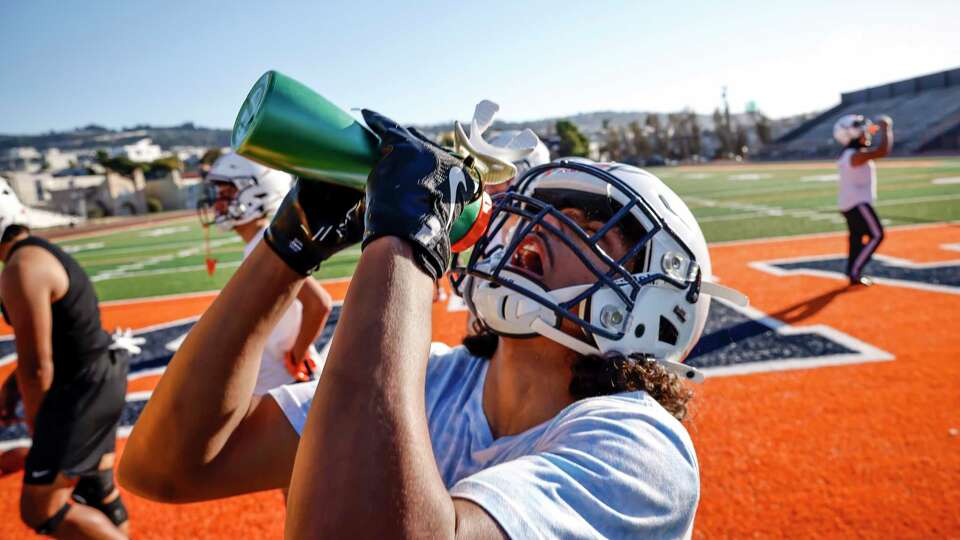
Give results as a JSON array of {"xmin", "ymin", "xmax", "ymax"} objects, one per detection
[
  {"xmin": 199, "ymin": 153, "xmax": 333, "ymax": 393},
  {"xmin": 0, "ymin": 218, "xmax": 130, "ymax": 539},
  {"xmin": 833, "ymin": 114, "xmax": 894, "ymax": 286},
  {"xmin": 121, "ymin": 109, "xmax": 745, "ymax": 538}
]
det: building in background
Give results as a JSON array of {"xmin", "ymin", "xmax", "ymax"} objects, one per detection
[
  {"xmin": 0, "ymin": 147, "xmax": 43, "ymax": 172},
  {"xmin": 143, "ymin": 169, "xmax": 203, "ymax": 212},
  {"xmin": 108, "ymin": 138, "xmax": 164, "ymax": 163},
  {"xmin": 5, "ymin": 169, "xmax": 147, "ymax": 218}
]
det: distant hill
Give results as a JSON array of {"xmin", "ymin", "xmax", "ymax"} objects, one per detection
[
  {"xmin": 1, "ymin": 110, "xmax": 815, "ymax": 152},
  {"xmin": 0, "ymin": 123, "xmax": 230, "ymax": 152}
]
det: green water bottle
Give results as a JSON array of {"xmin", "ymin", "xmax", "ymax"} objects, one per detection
[{"xmin": 231, "ymin": 70, "xmax": 490, "ymax": 251}]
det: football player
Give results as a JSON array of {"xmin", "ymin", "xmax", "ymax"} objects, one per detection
[
  {"xmin": 833, "ymin": 114, "xmax": 894, "ymax": 286},
  {"xmin": 1, "ymin": 221, "xmax": 130, "ymax": 538},
  {"xmin": 198, "ymin": 154, "xmax": 333, "ymax": 393},
  {"xmin": 122, "ymin": 111, "xmax": 744, "ymax": 538}
]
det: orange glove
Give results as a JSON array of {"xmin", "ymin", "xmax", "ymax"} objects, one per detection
[{"xmin": 284, "ymin": 351, "xmax": 317, "ymax": 383}]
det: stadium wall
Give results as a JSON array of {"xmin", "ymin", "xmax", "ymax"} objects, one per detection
[
  {"xmin": 760, "ymin": 66, "xmax": 960, "ymax": 160},
  {"xmin": 840, "ymin": 67, "xmax": 960, "ymax": 105}
]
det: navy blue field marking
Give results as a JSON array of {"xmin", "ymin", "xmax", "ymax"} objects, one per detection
[
  {"xmin": 751, "ymin": 253, "xmax": 960, "ymax": 295},
  {"xmin": 1, "ymin": 297, "xmax": 892, "ymax": 445},
  {"xmin": 0, "ymin": 305, "xmax": 342, "ymax": 447},
  {"xmin": 687, "ymin": 299, "xmax": 892, "ymax": 377}
]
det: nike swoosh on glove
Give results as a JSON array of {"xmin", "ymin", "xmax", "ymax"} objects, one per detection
[{"xmin": 360, "ymin": 109, "xmax": 479, "ymax": 281}]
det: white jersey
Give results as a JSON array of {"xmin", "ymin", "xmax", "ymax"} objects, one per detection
[
  {"xmin": 244, "ymin": 229, "xmax": 316, "ymax": 395},
  {"xmin": 837, "ymin": 148, "xmax": 877, "ymax": 211},
  {"xmin": 269, "ymin": 343, "xmax": 700, "ymax": 539}
]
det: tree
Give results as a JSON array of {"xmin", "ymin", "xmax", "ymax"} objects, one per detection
[
  {"xmin": 602, "ymin": 125, "xmax": 625, "ymax": 161},
  {"xmin": 663, "ymin": 110, "xmax": 703, "ymax": 162},
  {"xmin": 712, "ymin": 108, "xmax": 735, "ymax": 158},
  {"xmin": 95, "ymin": 151, "xmax": 141, "ymax": 176},
  {"xmin": 734, "ymin": 124, "xmax": 750, "ymax": 157},
  {"xmin": 555, "ymin": 120, "xmax": 590, "ymax": 157},
  {"xmin": 687, "ymin": 111, "xmax": 702, "ymax": 158},
  {"xmin": 645, "ymin": 114, "xmax": 668, "ymax": 157},
  {"xmin": 628, "ymin": 121, "xmax": 652, "ymax": 160},
  {"xmin": 666, "ymin": 113, "xmax": 684, "ymax": 160},
  {"xmin": 200, "ymin": 148, "xmax": 223, "ymax": 166},
  {"xmin": 151, "ymin": 155, "xmax": 183, "ymax": 173},
  {"xmin": 753, "ymin": 112, "xmax": 773, "ymax": 145}
]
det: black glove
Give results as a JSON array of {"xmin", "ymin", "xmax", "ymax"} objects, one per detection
[
  {"xmin": 264, "ymin": 177, "xmax": 365, "ymax": 276},
  {"xmin": 360, "ymin": 109, "xmax": 479, "ymax": 281}
]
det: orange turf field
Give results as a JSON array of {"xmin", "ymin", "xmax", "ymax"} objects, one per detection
[{"xmin": 1, "ymin": 224, "xmax": 958, "ymax": 539}]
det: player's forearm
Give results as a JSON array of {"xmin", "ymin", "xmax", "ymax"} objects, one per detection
[
  {"xmin": 15, "ymin": 355, "xmax": 52, "ymax": 428},
  {"xmin": 286, "ymin": 237, "xmax": 457, "ymax": 539},
  {"xmin": 123, "ymin": 243, "xmax": 304, "ymax": 485}
]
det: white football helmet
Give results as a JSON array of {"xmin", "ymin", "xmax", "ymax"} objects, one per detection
[
  {"xmin": 833, "ymin": 114, "xmax": 871, "ymax": 146},
  {"xmin": 487, "ymin": 130, "xmax": 551, "ymax": 177},
  {"xmin": 455, "ymin": 160, "xmax": 747, "ymax": 382},
  {"xmin": 0, "ymin": 176, "xmax": 28, "ymax": 237},
  {"xmin": 198, "ymin": 153, "xmax": 293, "ymax": 231}
]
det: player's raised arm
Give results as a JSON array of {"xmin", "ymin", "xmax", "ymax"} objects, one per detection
[
  {"xmin": 851, "ymin": 115, "xmax": 894, "ymax": 166},
  {"xmin": 119, "ymin": 179, "xmax": 364, "ymax": 502},
  {"xmin": 285, "ymin": 110, "xmax": 506, "ymax": 539},
  {"xmin": 287, "ymin": 277, "xmax": 333, "ymax": 379}
]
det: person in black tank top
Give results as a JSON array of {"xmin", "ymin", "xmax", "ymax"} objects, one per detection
[{"xmin": 0, "ymin": 224, "xmax": 130, "ymax": 538}]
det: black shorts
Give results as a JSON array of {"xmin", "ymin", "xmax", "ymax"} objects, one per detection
[{"xmin": 24, "ymin": 350, "xmax": 128, "ymax": 485}]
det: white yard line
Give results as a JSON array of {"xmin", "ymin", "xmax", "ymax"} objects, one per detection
[
  {"xmin": 62, "ymin": 241, "xmax": 106, "ymax": 253},
  {"xmin": 91, "ymin": 237, "xmax": 239, "ymax": 281},
  {"xmin": 689, "ymin": 196, "xmax": 845, "ymax": 224},
  {"xmin": 708, "ymin": 221, "xmax": 953, "ymax": 248},
  {"xmin": 98, "ymin": 276, "xmax": 354, "ymax": 306},
  {"xmin": 74, "ymin": 237, "xmax": 240, "ymax": 259},
  {"xmin": 693, "ymin": 192, "xmax": 960, "ymax": 225},
  {"xmin": 93, "ymin": 259, "xmax": 243, "ymax": 281}
]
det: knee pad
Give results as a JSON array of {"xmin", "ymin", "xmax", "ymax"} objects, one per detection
[
  {"xmin": 33, "ymin": 503, "xmax": 71, "ymax": 536},
  {"xmin": 72, "ymin": 469, "xmax": 115, "ymax": 506},
  {"xmin": 95, "ymin": 495, "xmax": 128, "ymax": 527},
  {"xmin": 73, "ymin": 469, "xmax": 128, "ymax": 526}
]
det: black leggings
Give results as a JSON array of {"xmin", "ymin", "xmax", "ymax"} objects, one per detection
[{"xmin": 842, "ymin": 203, "xmax": 884, "ymax": 279}]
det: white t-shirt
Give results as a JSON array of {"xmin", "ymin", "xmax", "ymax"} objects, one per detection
[
  {"xmin": 244, "ymin": 229, "xmax": 317, "ymax": 395},
  {"xmin": 837, "ymin": 148, "xmax": 877, "ymax": 211},
  {"xmin": 269, "ymin": 343, "xmax": 700, "ymax": 539}
]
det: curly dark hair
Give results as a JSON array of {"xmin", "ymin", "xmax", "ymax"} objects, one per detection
[{"xmin": 462, "ymin": 328, "xmax": 693, "ymax": 421}]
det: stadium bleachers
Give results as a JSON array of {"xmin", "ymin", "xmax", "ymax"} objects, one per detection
[{"xmin": 762, "ymin": 67, "xmax": 960, "ymax": 159}]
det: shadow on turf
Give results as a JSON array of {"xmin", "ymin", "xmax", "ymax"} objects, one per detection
[
  {"xmin": 690, "ymin": 285, "xmax": 862, "ymax": 360},
  {"xmin": 768, "ymin": 285, "xmax": 858, "ymax": 324}
]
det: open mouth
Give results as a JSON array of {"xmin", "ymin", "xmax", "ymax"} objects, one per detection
[{"xmin": 509, "ymin": 234, "xmax": 548, "ymax": 279}]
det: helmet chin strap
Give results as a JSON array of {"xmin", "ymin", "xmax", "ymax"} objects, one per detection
[
  {"xmin": 701, "ymin": 281, "xmax": 749, "ymax": 307},
  {"xmin": 529, "ymin": 317, "xmax": 705, "ymax": 384}
]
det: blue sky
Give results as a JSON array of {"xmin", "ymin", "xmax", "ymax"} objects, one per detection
[{"xmin": 1, "ymin": 0, "xmax": 957, "ymax": 134}]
